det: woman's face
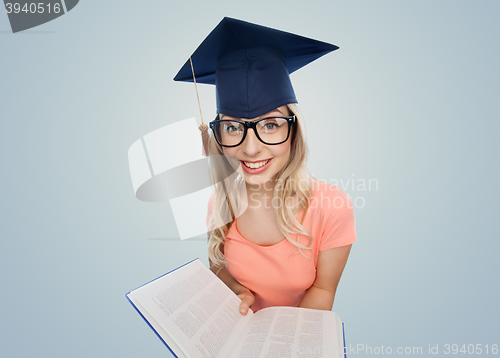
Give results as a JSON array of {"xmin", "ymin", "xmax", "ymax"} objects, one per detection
[{"xmin": 221, "ymin": 105, "xmax": 293, "ymax": 188}]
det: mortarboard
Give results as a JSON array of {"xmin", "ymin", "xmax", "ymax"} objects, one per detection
[{"xmin": 174, "ymin": 17, "xmax": 339, "ymax": 119}]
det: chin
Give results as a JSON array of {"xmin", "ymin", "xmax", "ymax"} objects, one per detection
[{"xmin": 243, "ymin": 172, "xmax": 278, "ymax": 188}]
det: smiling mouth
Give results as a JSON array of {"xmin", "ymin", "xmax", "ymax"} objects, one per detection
[{"xmin": 242, "ymin": 159, "xmax": 271, "ymax": 169}]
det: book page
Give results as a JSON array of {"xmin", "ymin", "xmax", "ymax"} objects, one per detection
[
  {"xmin": 228, "ymin": 306, "xmax": 343, "ymax": 358},
  {"xmin": 128, "ymin": 260, "xmax": 253, "ymax": 358}
]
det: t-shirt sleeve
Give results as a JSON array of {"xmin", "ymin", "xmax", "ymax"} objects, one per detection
[{"xmin": 319, "ymin": 187, "xmax": 357, "ymax": 251}]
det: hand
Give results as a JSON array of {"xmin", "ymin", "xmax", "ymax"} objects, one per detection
[
  {"xmin": 236, "ymin": 289, "xmax": 255, "ymax": 315},
  {"xmin": 209, "ymin": 259, "xmax": 255, "ymax": 315}
]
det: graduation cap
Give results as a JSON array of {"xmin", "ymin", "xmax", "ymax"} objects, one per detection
[{"xmin": 174, "ymin": 17, "xmax": 339, "ymax": 119}]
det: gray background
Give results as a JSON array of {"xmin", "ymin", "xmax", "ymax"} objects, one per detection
[{"xmin": 1, "ymin": 1, "xmax": 498, "ymax": 357}]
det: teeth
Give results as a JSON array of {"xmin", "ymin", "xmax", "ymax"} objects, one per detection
[{"xmin": 243, "ymin": 159, "xmax": 270, "ymax": 169}]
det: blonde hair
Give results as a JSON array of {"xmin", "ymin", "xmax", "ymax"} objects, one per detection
[{"xmin": 207, "ymin": 103, "xmax": 313, "ymax": 267}]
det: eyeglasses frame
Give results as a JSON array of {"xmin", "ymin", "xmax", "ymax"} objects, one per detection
[{"xmin": 209, "ymin": 114, "xmax": 296, "ymax": 148}]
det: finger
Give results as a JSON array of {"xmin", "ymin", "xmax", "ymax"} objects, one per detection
[
  {"xmin": 239, "ymin": 301, "xmax": 251, "ymax": 315},
  {"xmin": 238, "ymin": 293, "xmax": 255, "ymax": 315},
  {"xmin": 238, "ymin": 292, "xmax": 255, "ymax": 307}
]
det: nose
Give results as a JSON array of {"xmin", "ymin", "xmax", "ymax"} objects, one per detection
[{"xmin": 242, "ymin": 127, "xmax": 263, "ymax": 156}]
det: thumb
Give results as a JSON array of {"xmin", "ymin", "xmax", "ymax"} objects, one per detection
[{"xmin": 237, "ymin": 292, "xmax": 255, "ymax": 315}]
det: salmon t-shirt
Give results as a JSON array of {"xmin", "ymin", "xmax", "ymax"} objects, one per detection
[{"xmin": 207, "ymin": 178, "xmax": 357, "ymax": 312}]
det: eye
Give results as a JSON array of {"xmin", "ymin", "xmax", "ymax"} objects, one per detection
[
  {"xmin": 263, "ymin": 122, "xmax": 278, "ymax": 130},
  {"xmin": 258, "ymin": 118, "xmax": 286, "ymax": 133},
  {"xmin": 222, "ymin": 121, "xmax": 243, "ymax": 134}
]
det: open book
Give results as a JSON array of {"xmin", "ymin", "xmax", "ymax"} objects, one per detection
[{"xmin": 126, "ymin": 259, "xmax": 346, "ymax": 358}]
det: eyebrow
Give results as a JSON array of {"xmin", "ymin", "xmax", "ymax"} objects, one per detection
[{"xmin": 221, "ymin": 109, "xmax": 286, "ymax": 121}]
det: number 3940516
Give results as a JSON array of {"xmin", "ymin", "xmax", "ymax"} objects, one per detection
[
  {"xmin": 444, "ymin": 344, "xmax": 498, "ymax": 355},
  {"xmin": 5, "ymin": 3, "xmax": 62, "ymax": 14}
]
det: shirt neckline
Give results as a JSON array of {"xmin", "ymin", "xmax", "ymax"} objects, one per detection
[
  {"xmin": 231, "ymin": 220, "xmax": 289, "ymax": 249},
  {"xmin": 227, "ymin": 177, "xmax": 318, "ymax": 249}
]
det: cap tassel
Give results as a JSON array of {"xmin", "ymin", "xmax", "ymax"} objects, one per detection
[
  {"xmin": 199, "ymin": 123, "xmax": 209, "ymax": 157},
  {"xmin": 189, "ymin": 56, "xmax": 209, "ymax": 157}
]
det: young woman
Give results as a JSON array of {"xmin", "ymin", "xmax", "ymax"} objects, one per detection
[
  {"xmin": 206, "ymin": 103, "xmax": 356, "ymax": 316},
  {"xmin": 174, "ymin": 17, "xmax": 357, "ymax": 315}
]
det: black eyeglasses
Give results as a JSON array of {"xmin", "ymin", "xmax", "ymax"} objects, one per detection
[{"xmin": 209, "ymin": 114, "xmax": 296, "ymax": 147}]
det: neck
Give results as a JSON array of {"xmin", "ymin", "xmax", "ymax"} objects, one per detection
[{"xmin": 245, "ymin": 178, "xmax": 276, "ymax": 210}]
